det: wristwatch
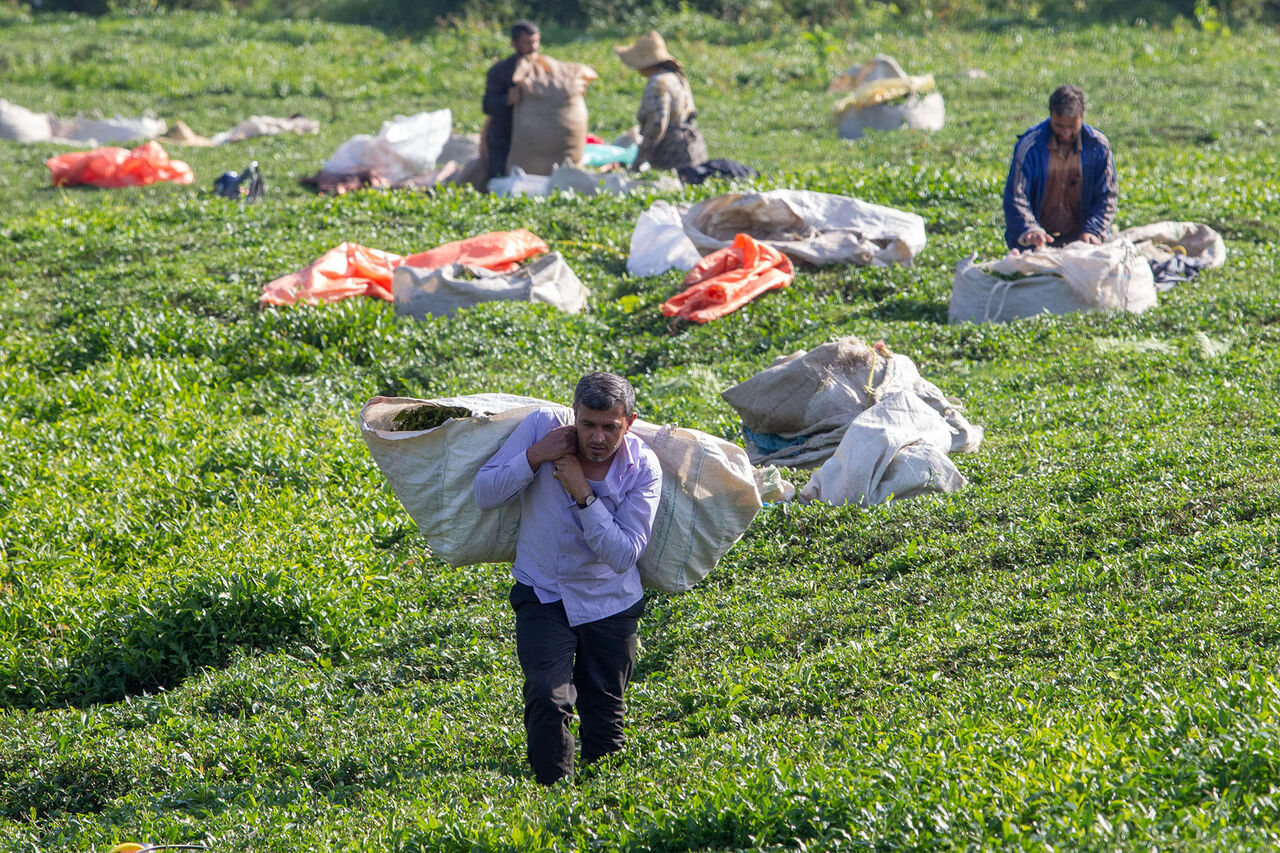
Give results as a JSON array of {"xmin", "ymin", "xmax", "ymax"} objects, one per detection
[{"xmin": 576, "ymin": 491, "xmax": 597, "ymax": 510}]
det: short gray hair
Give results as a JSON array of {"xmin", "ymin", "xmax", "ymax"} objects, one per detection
[
  {"xmin": 574, "ymin": 372, "xmax": 636, "ymax": 415},
  {"xmin": 1049, "ymin": 84, "xmax": 1087, "ymax": 117}
]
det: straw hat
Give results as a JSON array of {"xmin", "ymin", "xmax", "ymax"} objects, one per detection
[{"xmin": 615, "ymin": 31, "xmax": 681, "ymax": 72}]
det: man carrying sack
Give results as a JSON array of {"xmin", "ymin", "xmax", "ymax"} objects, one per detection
[
  {"xmin": 474, "ymin": 372, "xmax": 662, "ymax": 785},
  {"xmin": 482, "ymin": 20, "xmax": 541, "ymax": 182}
]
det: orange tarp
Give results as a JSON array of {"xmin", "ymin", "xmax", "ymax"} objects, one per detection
[
  {"xmin": 661, "ymin": 233, "xmax": 794, "ymax": 324},
  {"xmin": 46, "ymin": 141, "xmax": 194, "ymax": 188},
  {"xmin": 260, "ymin": 229, "xmax": 550, "ymax": 306}
]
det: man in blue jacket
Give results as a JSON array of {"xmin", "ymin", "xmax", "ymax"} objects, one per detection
[{"xmin": 1003, "ymin": 85, "xmax": 1117, "ymax": 250}]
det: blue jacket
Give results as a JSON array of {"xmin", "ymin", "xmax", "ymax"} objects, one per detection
[{"xmin": 1003, "ymin": 119, "xmax": 1117, "ymax": 249}]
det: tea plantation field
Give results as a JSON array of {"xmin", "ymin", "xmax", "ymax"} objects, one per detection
[{"xmin": 2, "ymin": 7, "xmax": 1280, "ymax": 851}]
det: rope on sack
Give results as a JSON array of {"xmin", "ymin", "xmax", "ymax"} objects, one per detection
[
  {"xmin": 1117, "ymin": 238, "xmax": 1137, "ymax": 312},
  {"xmin": 984, "ymin": 276, "xmax": 1017, "ymax": 324}
]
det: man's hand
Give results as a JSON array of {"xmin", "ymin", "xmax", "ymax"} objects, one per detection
[
  {"xmin": 506, "ymin": 85, "xmax": 524, "ymax": 106},
  {"xmin": 1079, "ymin": 232, "xmax": 1102, "ymax": 245},
  {"xmin": 551, "ymin": 454, "xmax": 591, "ymax": 504},
  {"xmin": 526, "ymin": 425, "xmax": 578, "ymax": 469},
  {"xmin": 1021, "ymin": 229, "xmax": 1051, "ymax": 249}
]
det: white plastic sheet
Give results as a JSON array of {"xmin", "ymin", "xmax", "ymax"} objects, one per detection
[
  {"xmin": 322, "ymin": 110, "xmax": 451, "ymax": 184},
  {"xmin": 626, "ymin": 201, "xmax": 702, "ymax": 277}
]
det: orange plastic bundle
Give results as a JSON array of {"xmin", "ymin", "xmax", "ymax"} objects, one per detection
[
  {"xmin": 260, "ymin": 229, "xmax": 550, "ymax": 306},
  {"xmin": 46, "ymin": 141, "xmax": 194, "ymax": 188},
  {"xmin": 661, "ymin": 233, "xmax": 794, "ymax": 323},
  {"xmin": 402, "ymin": 229, "xmax": 549, "ymax": 275}
]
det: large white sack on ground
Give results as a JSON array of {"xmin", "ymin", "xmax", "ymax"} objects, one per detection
[
  {"xmin": 838, "ymin": 92, "xmax": 945, "ymax": 140},
  {"xmin": 392, "ymin": 252, "xmax": 588, "ymax": 319},
  {"xmin": 683, "ymin": 190, "xmax": 927, "ymax": 267},
  {"xmin": 0, "ymin": 99, "xmax": 53, "ymax": 143},
  {"xmin": 832, "ymin": 55, "xmax": 944, "ymax": 141},
  {"xmin": 627, "ymin": 201, "xmax": 702, "ymax": 277},
  {"xmin": 51, "ymin": 112, "xmax": 166, "ymax": 145},
  {"xmin": 798, "ymin": 389, "xmax": 968, "ymax": 506},
  {"xmin": 721, "ymin": 337, "xmax": 982, "ymax": 470},
  {"xmin": 323, "ymin": 110, "xmax": 451, "ymax": 184},
  {"xmin": 359, "ymin": 395, "xmax": 762, "ymax": 593},
  {"xmin": 949, "ymin": 239, "xmax": 1157, "ymax": 324},
  {"xmin": 1, "ymin": 99, "xmax": 165, "ymax": 145},
  {"xmin": 1112, "ymin": 221, "xmax": 1226, "ymax": 269}
]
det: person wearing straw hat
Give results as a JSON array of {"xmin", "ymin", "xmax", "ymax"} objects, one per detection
[{"xmin": 615, "ymin": 31, "xmax": 707, "ymax": 172}]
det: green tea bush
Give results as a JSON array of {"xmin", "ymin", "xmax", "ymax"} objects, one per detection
[{"xmin": 3, "ymin": 9, "xmax": 1280, "ymax": 852}]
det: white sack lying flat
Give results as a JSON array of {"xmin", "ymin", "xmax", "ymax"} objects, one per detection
[
  {"xmin": 949, "ymin": 239, "xmax": 1157, "ymax": 324},
  {"xmin": 359, "ymin": 395, "xmax": 762, "ymax": 593},
  {"xmin": 683, "ymin": 190, "xmax": 927, "ymax": 267},
  {"xmin": 798, "ymin": 389, "xmax": 969, "ymax": 506},
  {"xmin": 392, "ymin": 251, "xmax": 588, "ymax": 319},
  {"xmin": 211, "ymin": 114, "xmax": 319, "ymax": 145},
  {"xmin": 323, "ymin": 110, "xmax": 451, "ymax": 184},
  {"xmin": 627, "ymin": 200, "xmax": 702, "ymax": 277},
  {"xmin": 1112, "ymin": 221, "xmax": 1226, "ymax": 269},
  {"xmin": 489, "ymin": 164, "xmax": 681, "ymax": 198},
  {"xmin": 722, "ymin": 337, "xmax": 982, "ymax": 470},
  {"xmin": 0, "ymin": 98, "xmax": 165, "ymax": 146}
]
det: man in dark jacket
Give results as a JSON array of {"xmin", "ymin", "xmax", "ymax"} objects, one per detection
[
  {"xmin": 482, "ymin": 21, "xmax": 541, "ymax": 182},
  {"xmin": 1003, "ymin": 85, "xmax": 1117, "ymax": 250}
]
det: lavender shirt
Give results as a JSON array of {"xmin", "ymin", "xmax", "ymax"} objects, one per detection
[{"xmin": 474, "ymin": 407, "xmax": 663, "ymax": 626}]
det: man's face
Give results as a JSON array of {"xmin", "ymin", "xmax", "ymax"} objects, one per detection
[
  {"xmin": 573, "ymin": 403, "xmax": 635, "ymax": 464},
  {"xmin": 1049, "ymin": 111, "xmax": 1083, "ymax": 147},
  {"xmin": 512, "ymin": 31, "xmax": 540, "ymax": 57}
]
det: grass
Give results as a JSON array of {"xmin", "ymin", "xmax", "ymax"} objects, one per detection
[{"xmin": 2, "ymin": 7, "xmax": 1280, "ymax": 851}]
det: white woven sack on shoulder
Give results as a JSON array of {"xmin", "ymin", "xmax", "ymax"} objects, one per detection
[{"xmin": 360, "ymin": 395, "xmax": 762, "ymax": 593}]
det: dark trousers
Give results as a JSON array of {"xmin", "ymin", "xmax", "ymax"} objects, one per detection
[{"xmin": 510, "ymin": 582, "xmax": 644, "ymax": 785}]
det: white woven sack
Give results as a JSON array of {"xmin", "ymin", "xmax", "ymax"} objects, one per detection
[
  {"xmin": 392, "ymin": 252, "xmax": 588, "ymax": 319},
  {"xmin": 361, "ymin": 394, "xmax": 543, "ymax": 567},
  {"xmin": 683, "ymin": 190, "xmax": 927, "ymax": 267},
  {"xmin": 949, "ymin": 240, "xmax": 1157, "ymax": 324},
  {"xmin": 360, "ymin": 395, "xmax": 762, "ymax": 593},
  {"xmin": 797, "ymin": 390, "xmax": 968, "ymax": 507},
  {"xmin": 628, "ymin": 420, "xmax": 762, "ymax": 593}
]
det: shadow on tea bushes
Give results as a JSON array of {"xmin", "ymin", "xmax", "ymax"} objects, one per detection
[{"xmin": 2, "ymin": 572, "xmax": 350, "ymax": 711}]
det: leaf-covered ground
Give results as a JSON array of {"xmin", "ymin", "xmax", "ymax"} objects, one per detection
[{"xmin": 2, "ymin": 8, "xmax": 1280, "ymax": 851}]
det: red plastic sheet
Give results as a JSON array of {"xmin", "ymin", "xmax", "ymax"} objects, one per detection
[
  {"xmin": 46, "ymin": 141, "xmax": 194, "ymax": 188},
  {"xmin": 260, "ymin": 229, "xmax": 550, "ymax": 306},
  {"xmin": 661, "ymin": 233, "xmax": 795, "ymax": 324}
]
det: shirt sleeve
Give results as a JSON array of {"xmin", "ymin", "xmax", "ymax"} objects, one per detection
[
  {"xmin": 1003, "ymin": 136, "xmax": 1042, "ymax": 248},
  {"xmin": 473, "ymin": 410, "xmax": 547, "ymax": 510},
  {"xmin": 1082, "ymin": 139, "xmax": 1118, "ymax": 239},
  {"xmin": 482, "ymin": 57, "xmax": 512, "ymax": 118},
  {"xmin": 576, "ymin": 453, "xmax": 663, "ymax": 575},
  {"xmin": 634, "ymin": 76, "xmax": 673, "ymax": 168}
]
